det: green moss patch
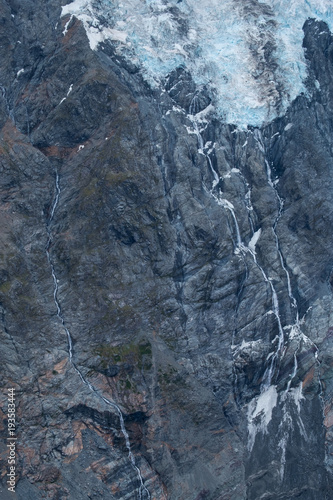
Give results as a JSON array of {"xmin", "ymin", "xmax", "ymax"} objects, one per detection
[{"xmin": 93, "ymin": 339, "xmax": 152, "ymax": 371}]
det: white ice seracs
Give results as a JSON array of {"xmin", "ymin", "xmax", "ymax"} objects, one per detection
[{"xmin": 62, "ymin": 0, "xmax": 333, "ymax": 128}]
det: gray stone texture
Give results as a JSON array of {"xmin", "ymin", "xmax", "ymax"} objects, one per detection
[{"xmin": 0, "ymin": 2, "xmax": 332, "ymax": 499}]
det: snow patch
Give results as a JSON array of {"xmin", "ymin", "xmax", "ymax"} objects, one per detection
[
  {"xmin": 290, "ymin": 382, "xmax": 304, "ymax": 413},
  {"xmin": 220, "ymin": 198, "xmax": 234, "ymax": 210},
  {"xmin": 59, "ymin": 85, "xmax": 73, "ymax": 105},
  {"xmin": 167, "ymin": 105, "xmax": 185, "ymax": 115},
  {"xmin": 237, "ymin": 339, "xmax": 261, "ymax": 351},
  {"xmin": 248, "ymin": 228, "xmax": 261, "ymax": 254},
  {"xmin": 62, "ymin": 1, "xmax": 130, "ymax": 50},
  {"xmin": 248, "ymin": 385, "xmax": 278, "ymax": 451},
  {"xmin": 62, "ymin": 13, "xmax": 74, "ymax": 36}
]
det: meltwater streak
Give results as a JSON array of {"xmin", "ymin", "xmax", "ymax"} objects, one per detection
[
  {"xmin": 254, "ymin": 130, "xmax": 325, "ymax": 402},
  {"xmin": 45, "ymin": 172, "xmax": 150, "ymax": 500},
  {"xmin": 255, "ymin": 132, "xmax": 298, "ymax": 306},
  {"xmin": 186, "ymin": 105, "xmax": 318, "ymax": 471},
  {"xmin": 186, "ymin": 107, "xmax": 291, "ymax": 458},
  {"xmin": 253, "ymin": 130, "xmax": 309, "ymax": 394},
  {"xmin": 187, "ymin": 102, "xmax": 286, "ymax": 389}
]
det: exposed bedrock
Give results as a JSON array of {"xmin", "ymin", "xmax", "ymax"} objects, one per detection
[{"xmin": 0, "ymin": 2, "xmax": 332, "ymax": 499}]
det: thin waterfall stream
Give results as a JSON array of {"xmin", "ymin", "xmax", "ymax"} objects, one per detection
[
  {"xmin": 188, "ymin": 102, "xmax": 286, "ymax": 390},
  {"xmin": 45, "ymin": 171, "xmax": 150, "ymax": 500},
  {"xmin": 253, "ymin": 130, "xmax": 322, "ymax": 391},
  {"xmin": 185, "ymin": 100, "xmax": 323, "ymax": 471}
]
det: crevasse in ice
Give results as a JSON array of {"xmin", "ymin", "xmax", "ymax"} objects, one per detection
[{"xmin": 61, "ymin": 0, "xmax": 333, "ymax": 128}]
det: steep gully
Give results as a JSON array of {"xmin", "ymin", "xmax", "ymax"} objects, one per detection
[
  {"xmin": 187, "ymin": 94, "xmax": 322, "ymax": 470},
  {"xmin": 45, "ymin": 172, "xmax": 150, "ymax": 500}
]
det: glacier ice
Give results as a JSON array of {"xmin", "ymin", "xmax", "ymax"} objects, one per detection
[{"xmin": 61, "ymin": 0, "xmax": 333, "ymax": 127}]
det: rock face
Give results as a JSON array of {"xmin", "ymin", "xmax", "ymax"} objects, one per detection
[{"xmin": 0, "ymin": 1, "xmax": 333, "ymax": 499}]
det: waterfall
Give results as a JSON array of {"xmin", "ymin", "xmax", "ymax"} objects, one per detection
[
  {"xmin": 188, "ymin": 104, "xmax": 286, "ymax": 389},
  {"xmin": 45, "ymin": 171, "xmax": 150, "ymax": 500}
]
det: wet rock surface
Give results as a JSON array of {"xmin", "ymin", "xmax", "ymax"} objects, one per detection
[{"xmin": 0, "ymin": 2, "xmax": 333, "ymax": 499}]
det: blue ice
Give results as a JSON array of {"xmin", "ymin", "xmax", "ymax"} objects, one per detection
[{"xmin": 62, "ymin": 0, "xmax": 333, "ymax": 128}]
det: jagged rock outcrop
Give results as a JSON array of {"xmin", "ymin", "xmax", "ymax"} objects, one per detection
[{"xmin": 0, "ymin": 1, "xmax": 333, "ymax": 499}]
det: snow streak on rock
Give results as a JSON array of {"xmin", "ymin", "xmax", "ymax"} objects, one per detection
[
  {"xmin": 62, "ymin": 0, "xmax": 333, "ymax": 127},
  {"xmin": 247, "ymin": 385, "xmax": 278, "ymax": 451}
]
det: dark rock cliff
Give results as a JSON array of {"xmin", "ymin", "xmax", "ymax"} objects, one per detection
[{"xmin": 0, "ymin": 2, "xmax": 333, "ymax": 499}]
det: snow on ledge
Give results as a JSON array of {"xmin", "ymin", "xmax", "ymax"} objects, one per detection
[{"xmin": 248, "ymin": 385, "xmax": 278, "ymax": 451}]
